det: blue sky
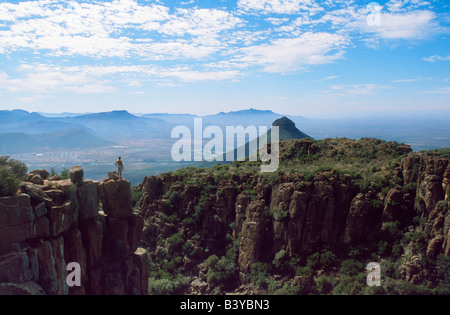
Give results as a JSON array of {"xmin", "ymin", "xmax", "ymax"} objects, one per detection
[{"xmin": 0, "ymin": 0, "xmax": 449, "ymax": 117}]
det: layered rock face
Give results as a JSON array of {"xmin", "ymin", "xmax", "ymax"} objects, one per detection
[
  {"xmin": 0, "ymin": 167, "xmax": 148, "ymax": 295},
  {"xmin": 137, "ymin": 153, "xmax": 449, "ymax": 283}
]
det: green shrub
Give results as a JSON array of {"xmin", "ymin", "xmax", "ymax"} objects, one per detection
[
  {"xmin": 131, "ymin": 190, "xmax": 144, "ymax": 208},
  {"xmin": 306, "ymin": 250, "xmax": 338, "ymax": 271},
  {"xmin": 60, "ymin": 168, "xmax": 69, "ymax": 180},
  {"xmin": 248, "ymin": 262, "xmax": 270, "ymax": 288},
  {"xmin": 168, "ymin": 232, "xmax": 185, "ymax": 255},
  {"xmin": 204, "ymin": 253, "xmax": 238, "ymax": 291},
  {"xmin": 315, "ymin": 274, "xmax": 335, "ymax": 294},
  {"xmin": 0, "ymin": 156, "xmax": 28, "ymax": 197},
  {"xmin": 0, "ymin": 167, "xmax": 21, "ymax": 197},
  {"xmin": 148, "ymin": 276, "xmax": 190, "ymax": 295},
  {"xmin": 272, "ymin": 206, "xmax": 289, "ymax": 221}
]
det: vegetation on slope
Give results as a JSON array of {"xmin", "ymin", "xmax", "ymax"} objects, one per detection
[{"xmin": 137, "ymin": 138, "xmax": 450, "ymax": 295}]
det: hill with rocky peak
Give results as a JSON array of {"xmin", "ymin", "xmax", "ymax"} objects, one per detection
[
  {"xmin": 272, "ymin": 116, "xmax": 311, "ymax": 140},
  {"xmin": 134, "ymin": 137, "xmax": 450, "ymax": 295}
]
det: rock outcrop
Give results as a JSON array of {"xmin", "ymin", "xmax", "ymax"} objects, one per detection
[
  {"xmin": 0, "ymin": 166, "xmax": 148, "ymax": 295},
  {"xmin": 136, "ymin": 149, "xmax": 449, "ymax": 288}
]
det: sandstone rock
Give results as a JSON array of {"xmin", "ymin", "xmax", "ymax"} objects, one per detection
[
  {"xmin": 0, "ymin": 282, "xmax": 45, "ymax": 295},
  {"xmin": 344, "ymin": 193, "xmax": 381, "ymax": 244},
  {"xmin": 128, "ymin": 215, "xmax": 145, "ymax": 254},
  {"xmin": 238, "ymin": 201, "xmax": 266, "ymax": 275},
  {"xmin": 105, "ymin": 216, "xmax": 130, "ymax": 261},
  {"xmin": 80, "ymin": 218, "xmax": 104, "ymax": 269},
  {"xmin": 36, "ymin": 241, "xmax": 58, "ymax": 295},
  {"xmin": 0, "ymin": 222, "xmax": 34, "ymax": 251},
  {"xmin": 54, "ymin": 179, "xmax": 75, "ymax": 193},
  {"xmin": 29, "ymin": 169, "xmax": 50, "ymax": 180},
  {"xmin": 99, "ymin": 179, "xmax": 133, "ymax": 218},
  {"xmin": 0, "ymin": 167, "xmax": 153, "ymax": 295},
  {"xmin": 69, "ymin": 166, "xmax": 84, "ymax": 185},
  {"xmin": 108, "ymin": 171, "xmax": 120, "ymax": 180},
  {"xmin": 33, "ymin": 201, "xmax": 47, "ymax": 218},
  {"xmin": 77, "ymin": 180, "xmax": 99, "ymax": 221},
  {"xmin": 63, "ymin": 227, "xmax": 87, "ymax": 288},
  {"xmin": 0, "ymin": 194, "xmax": 35, "ymax": 228},
  {"xmin": 21, "ymin": 184, "xmax": 51, "ymax": 205},
  {"xmin": 417, "ymin": 175, "xmax": 445, "ymax": 214},
  {"xmin": 0, "ymin": 251, "xmax": 33, "ymax": 283},
  {"xmin": 0, "ymin": 194, "xmax": 36, "ymax": 250},
  {"xmin": 426, "ymin": 235, "xmax": 444, "ymax": 258},
  {"xmin": 30, "ymin": 174, "xmax": 44, "ymax": 185},
  {"xmin": 444, "ymin": 212, "xmax": 450, "ymax": 256},
  {"xmin": 133, "ymin": 248, "xmax": 149, "ymax": 295},
  {"xmin": 51, "ymin": 236, "xmax": 69, "ymax": 295},
  {"xmin": 47, "ymin": 202, "xmax": 74, "ymax": 237},
  {"xmin": 46, "ymin": 189, "xmax": 67, "ymax": 207},
  {"xmin": 32, "ymin": 215, "xmax": 50, "ymax": 239},
  {"xmin": 124, "ymin": 257, "xmax": 141, "ymax": 295},
  {"xmin": 48, "ymin": 175, "xmax": 61, "ymax": 181}
]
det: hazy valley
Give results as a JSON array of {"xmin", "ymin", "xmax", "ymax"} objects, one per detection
[{"xmin": 2, "ymin": 109, "xmax": 450, "ymax": 186}]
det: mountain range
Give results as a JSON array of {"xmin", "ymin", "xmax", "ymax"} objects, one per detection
[
  {"xmin": 0, "ymin": 109, "xmax": 300, "ymax": 154},
  {"xmin": 1, "ymin": 108, "xmax": 450, "ymax": 154}
]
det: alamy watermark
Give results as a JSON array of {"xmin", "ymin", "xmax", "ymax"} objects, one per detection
[
  {"xmin": 170, "ymin": 118, "xmax": 280, "ymax": 172},
  {"xmin": 367, "ymin": 2, "xmax": 383, "ymax": 27},
  {"xmin": 66, "ymin": 262, "xmax": 81, "ymax": 287}
]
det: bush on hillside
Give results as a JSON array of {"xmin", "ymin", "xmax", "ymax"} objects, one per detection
[{"xmin": 0, "ymin": 156, "xmax": 28, "ymax": 197}]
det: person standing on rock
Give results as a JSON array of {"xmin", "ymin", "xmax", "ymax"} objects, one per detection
[{"xmin": 115, "ymin": 157, "xmax": 124, "ymax": 179}]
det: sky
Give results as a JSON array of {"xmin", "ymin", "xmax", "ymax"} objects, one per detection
[{"xmin": 0, "ymin": 0, "xmax": 449, "ymax": 118}]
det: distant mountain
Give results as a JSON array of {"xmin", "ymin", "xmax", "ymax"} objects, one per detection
[
  {"xmin": 0, "ymin": 129, "xmax": 111, "ymax": 154},
  {"xmin": 67, "ymin": 110, "xmax": 176, "ymax": 139},
  {"xmin": 202, "ymin": 108, "xmax": 295, "ymax": 127},
  {"xmin": 272, "ymin": 116, "xmax": 312, "ymax": 140},
  {"xmin": 0, "ymin": 110, "xmax": 89, "ymax": 135},
  {"xmin": 141, "ymin": 113, "xmax": 200, "ymax": 125},
  {"xmin": 37, "ymin": 112, "xmax": 91, "ymax": 118},
  {"xmin": 140, "ymin": 109, "xmax": 307, "ymax": 133}
]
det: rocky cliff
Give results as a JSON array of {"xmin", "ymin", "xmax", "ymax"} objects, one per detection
[
  {"xmin": 0, "ymin": 167, "xmax": 148, "ymax": 295},
  {"xmin": 135, "ymin": 138, "xmax": 449, "ymax": 294}
]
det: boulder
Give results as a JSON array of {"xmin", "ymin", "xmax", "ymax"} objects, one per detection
[
  {"xmin": 30, "ymin": 175, "xmax": 44, "ymax": 185},
  {"xmin": 108, "ymin": 172, "xmax": 120, "ymax": 180},
  {"xmin": 69, "ymin": 166, "xmax": 84, "ymax": 185},
  {"xmin": 77, "ymin": 180, "xmax": 99, "ymax": 221},
  {"xmin": 99, "ymin": 179, "xmax": 133, "ymax": 218},
  {"xmin": 21, "ymin": 184, "xmax": 51, "ymax": 205},
  {"xmin": 28, "ymin": 170, "xmax": 50, "ymax": 180}
]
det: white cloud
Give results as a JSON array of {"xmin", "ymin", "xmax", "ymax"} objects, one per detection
[
  {"xmin": 235, "ymin": 32, "xmax": 349, "ymax": 73},
  {"xmin": 237, "ymin": 0, "xmax": 320, "ymax": 15},
  {"xmin": 316, "ymin": 75, "xmax": 340, "ymax": 82},
  {"xmin": 424, "ymin": 86, "xmax": 450, "ymax": 95},
  {"xmin": 0, "ymin": 0, "xmax": 240, "ymax": 60},
  {"xmin": 363, "ymin": 10, "xmax": 438, "ymax": 40},
  {"xmin": 424, "ymin": 55, "xmax": 450, "ymax": 63},
  {"xmin": 0, "ymin": 0, "xmax": 446, "ymax": 89},
  {"xmin": 0, "ymin": 67, "xmax": 116, "ymax": 94},
  {"xmin": 328, "ymin": 84, "xmax": 389, "ymax": 97}
]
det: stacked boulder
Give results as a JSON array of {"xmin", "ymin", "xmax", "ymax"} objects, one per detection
[{"xmin": 0, "ymin": 166, "xmax": 148, "ymax": 295}]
